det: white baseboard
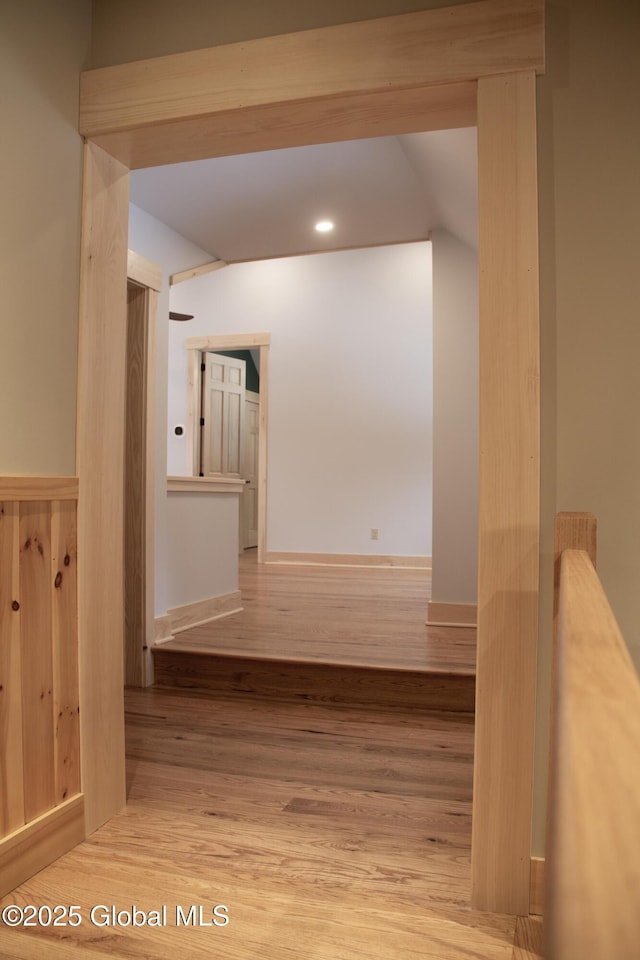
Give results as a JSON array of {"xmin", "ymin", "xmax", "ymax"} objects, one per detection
[
  {"xmin": 154, "ymin": 591, "xmax": 242, "ymax": 644},
  {"xmin": 426, "ymin": 600, "xmax": 477, "ymax": 627},
  {"xmin": 264, "ymin": 551, "xmax": 432, "ymax": 570}
]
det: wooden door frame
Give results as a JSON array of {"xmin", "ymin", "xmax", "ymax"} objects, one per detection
[
  {"xmin": 242, "ymin": 389, "xmax": 261, "ymax": 553},
  {"xmin": 76, "ymin": 0, "xmax": 544, "ymax": 915},
  {"xmin": 126, "ymin": 250, "xmax": 162, "ymax": 687},
  {"xmin": 185, "ymin": 333, "xmax": 270, "ymax": 563}
]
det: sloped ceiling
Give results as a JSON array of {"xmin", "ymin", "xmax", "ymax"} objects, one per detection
[{"xmin": 129, "ymin": 127, "xmax": 477, "ymax": 262}]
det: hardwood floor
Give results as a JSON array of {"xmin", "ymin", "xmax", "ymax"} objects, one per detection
[
  {"xmin": 0, "ymin": 688, "xmax": 534, "ymax": 959},
  {"xmin": 0, "ymin": 561, "xmax": 542, "ymax": 958},
  {"xmin": 154, "ymin": 555, "xmax": 476, "ymax": 712},
  {"xmin": 163, "ymin": 551, "xmax": 476, "ymax": 674}
]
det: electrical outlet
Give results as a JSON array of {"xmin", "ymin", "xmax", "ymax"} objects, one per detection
[{"xmin": 370, "ymin": 528, "xmax": 379, "ymax": 540}]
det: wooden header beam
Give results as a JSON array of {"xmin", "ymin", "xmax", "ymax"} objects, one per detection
[{"xmin": 79, "ymin": 0, "xmax": 544, "ymax": 169}]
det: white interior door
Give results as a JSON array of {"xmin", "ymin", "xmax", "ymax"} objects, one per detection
[
  {"xmin": 201, "ymin": 353, "xmax": 245, "ymax": 477},
  {"xmin": 243, "ymin": 391, "xmax": 259, "ymax": 548}
]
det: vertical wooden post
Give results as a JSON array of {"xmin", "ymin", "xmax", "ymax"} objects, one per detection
[
  {"xmin": 77, "ymin": 142, "xmax": 129, "ymax": 833},
  {"xmin": 554, "ymin": 512, "xmax": 597, "ymax": 621},
  {"xmin": 472, "ymin": 70, "xmax": 540, "ymax": 914}
]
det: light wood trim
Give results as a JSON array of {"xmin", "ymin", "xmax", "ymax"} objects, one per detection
[
  {"xmin": 530, "ymin": 856, "xmax": 544, "ymax": 916},
  {"xmin": 76, "ymin": 141, "xmax": 128, "ymax": 835},
  {"xmin": 127, "ymin": 248, "xmax": 162, "ymax": 292},
  {"xmin": 229, "ymin": 236, "xmax": 432, "ymax": 266},
  {"xmin": 91, "ymin": 82, "xmax": 478, "ymax": 171},
  {"xmin": 187, "ymin": 333, "xmax": 271, "ymax": 351},
  {"xmin": 471, "ymin": 70, "xmax": 540, "ymax": 915},
  {"xmin": 0, "ymin": 502, "xmax": 24, "ymax": 836},
  {"xmin": 125, "ymin": 283, "xmax": 147, "ymax": 688},
  {"xmin": 0, "ymin": 477, "xmax": 78, "ymax": 501},
  {"xmin": 144, "ymin": 289, "xmax": 158, "ymax": 687},
  {"xmin": 154, "ymin": 591, "xmax": 243, "ymax": 642},
  {"xmin": 154, "ymin": 614, "xmax": 173, "ymax": 645},
  {"xmin": 185, "ymin": 348, "xmax": 201, "ymax": 476},
  {"xmin": 265, "ymin": 552, "xmax": 432, "ymax": 569},
  {"xmin": 544, "ymin": 512, "xmax": 597, "ymax": 924},
  {"xmin": 170, "ymin": 260, "xmax": 227, "ymax": 285},
  {"xmin": 554, "ymin": 512, "xmax": 597, "ymax": 622},
  {"xmin": 426, "ymin": 601, "xmax": 476, "ymax": 627},
  {"xmin": 124, "ymin": 278, "xmax": 158, "ymax": 689},
  {"xmin": 0, "ymin": 794, "xmax": 84, "ymax": 898},
  {"xmin": 546, "ymin": 549, "xmax": 640, "ymax": 959},
  {"xmin": 167, "ymin": 476, "xmax": 245, "ymax": 494},
  {"xmin": 257, "ymin": 345, "xmax": 268, "ymax": 563},
  {"xmin": 80, "ymin": 1, "xmax": 543, "ymax": 168}
]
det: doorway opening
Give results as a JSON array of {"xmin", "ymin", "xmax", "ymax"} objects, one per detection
[
  {"xmin": 183, "ymin": 333, "xmax": 270, "ymax": 562},
  {"xmin": 124, "ymin": 252, "xmax": 162, "ymax": 688}
]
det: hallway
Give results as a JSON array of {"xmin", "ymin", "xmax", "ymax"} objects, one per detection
[{"xmin": 0, "ymin": 686, "xmax": 539, "ymax": 958}]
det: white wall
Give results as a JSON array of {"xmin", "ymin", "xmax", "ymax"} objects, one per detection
[
  {"xmin": 431, "ymin": 229, "xmax": 479, "ymax": 604},
  {"xmin": 128, "ymin": 204, "xmax": 239, "ymax": 613},
  {"xmin": 0, "ymin": 0, "xmax": 90, "ymax": 474},
  {"xmin": 170, "ymin": 242, "xmax": 433, "ymax": 557},
  {"xmin": 165, "ymin": 493, "xmax": 239, "ymax": 608}
]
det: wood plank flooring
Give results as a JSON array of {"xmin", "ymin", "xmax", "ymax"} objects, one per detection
[
  {"xmin": 153, "ymin": 555, "xmax": 476, "ymax": 711},
  {"xmin": 0, "ymin": 687, "xmax": 532, "ymax": 959},
  {"xmin": 161, "ymin": 552, "xmax": 476, "ymax": 674}
]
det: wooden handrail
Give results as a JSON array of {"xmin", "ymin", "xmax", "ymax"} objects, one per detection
[{"xmin": 546, "ymin": 513, "xmax": 640, "ymax": 959}]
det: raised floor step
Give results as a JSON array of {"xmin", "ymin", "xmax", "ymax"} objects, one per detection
[{"xmin": 152, "ymin": 649, "xmax": 475, "ymax": 713}]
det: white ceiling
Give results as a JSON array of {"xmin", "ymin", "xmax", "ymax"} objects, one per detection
[{"xmin": 129, "ymin": 127, "xmax": 478, "ymax": 263}]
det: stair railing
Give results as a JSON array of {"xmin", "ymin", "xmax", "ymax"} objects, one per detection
[{"xmin": 545, "ymin": 512, "xmax": 640, "ymax": 958}]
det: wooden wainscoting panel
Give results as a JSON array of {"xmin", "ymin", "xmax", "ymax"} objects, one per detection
[
  {"xmin": 0, "ymin": 502, "xmax": 24, "ymax": 836},
  {"xmin": 19, "ymin": 502, "xmax": 55, "ymax": 823},
  {"xmin": 51, "ymin": 501, "xmax": 80, "ymax": 804},
  {"xmin": 1, "ymin": 491, "xmax": 81, "ymax": 851}
]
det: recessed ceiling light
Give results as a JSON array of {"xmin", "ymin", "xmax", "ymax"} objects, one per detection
[{"xmin": 314, "ymin": 220, "xmax": 334, "ymax": 233}]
